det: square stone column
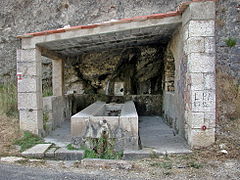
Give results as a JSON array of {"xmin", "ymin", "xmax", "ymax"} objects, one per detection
[
  {"xmin": 17, "ymin": 48, "xmax": 43, "ymax": 135},
  {"xmin": 182, "ymin": 1, "xmax": 216, "ymax": 148},
  {"xmin": 52, "ymin": 58, "xmax": 64, "ymax": 96}
]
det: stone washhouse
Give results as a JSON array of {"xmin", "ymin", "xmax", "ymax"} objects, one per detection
[{"xmin": 16, "ymin": 1, "xmax": 216, "ymax": 149}]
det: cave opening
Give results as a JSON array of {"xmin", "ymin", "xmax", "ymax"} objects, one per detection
[{"xmin": 64, "ymin": 44, "xmax": 168, "ymax": 116}]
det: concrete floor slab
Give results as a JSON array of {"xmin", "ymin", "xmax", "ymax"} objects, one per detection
[
  {"xmin": 44, "ymin": 121, "xmax": 71, "ymax": 147},
  {"xmin": 139, "ymin": 116, "xmax": 191, "ymax": 154},
  {"xmin": 44, "ymin": 116, "xmax": 191, "ymax": 160}
]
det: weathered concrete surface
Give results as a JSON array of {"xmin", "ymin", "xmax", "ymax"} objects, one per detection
[
  {"xmin": 22, "ymin": 144, "xmax": 52, "ymax": 158},
  {"xmin": 81, "ymin": 158, "xmax": 132, "ymax": 169},
  {"xmin": 71, "ymin": 101, "xmax": 138, "ymax": 150},
  {"xmin": 43, "ymin": 95, "xmax": 73, "ymax": 135},
  {"xmin": 123, "ymin": 149, "xmax": 153, "ymax": 160},
  {"xmin": 139, "ymin": 116, "xmax": 190, "ymax": 154},
  {"xmin": 44, "ymin": 121, "xmax": 71, "ymax": 147},
  {"xmin": 54, "ymin": 148, "xmax": 84, "ymax": 160},
  {"xmin": 163, "ymin": 27, "xmax": 185, "ymax": 137},
  {"xmin": 0, "ymin": 156, "xmax": 25, "ymax": 163}
]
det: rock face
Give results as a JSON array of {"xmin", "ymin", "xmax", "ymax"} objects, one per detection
[
  {"xmin": 64, "ymin": 45, "xmax": 164, "ymax": 96},
  {"xmin": 64, "ymin": 45, "xmax": 165, "ymax": 116},
  {"xmin": 215, "ymin": 0, "xmax": 240, "ymax": 122},
  {"xmin": 216, "ymin": 0, "xmax": 240, "ymax": 79}
]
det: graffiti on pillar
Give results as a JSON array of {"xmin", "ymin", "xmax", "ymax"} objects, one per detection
[
  {"xmin": 16, "ymin": 73, "xmax": 23, "ymax": 81},
  {"xmin": 192, "ymin": 91, "xmax": 214, "ymax": 111}
]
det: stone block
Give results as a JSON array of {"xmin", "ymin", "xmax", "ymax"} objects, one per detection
[
  {"xmin": 81, "ymin": 158, "xmax": 132, "ymax": 169},
  {"xmin": 190, "ymin": 112, "xmax": 204, "ymax": 128},
  {"xmin": 188, "ymin": 20, "xmax": 215, "ymax": 37},
  {"xmin": 44, "ymin": 147, "xmax": 57, "ymax": 158},
  {"xmin": 186, "ymin": 37, "xmax": 205, "ymax": 54},
  {"xmin": 205, "ymin": 37, "xmax": 215, "ymax": 54},
  {"xmin": 22, "ymin": 144, "xmax": 52, "ymax": 158},
  {"xmin": 17, "ymin": 61, "xmax": 42, "ymax": 77},
  {"xmin": 0, "ymin": 156, "xmax": 26, "ymax": 163},
  {"xmin": 188, "ymin": 53, "xmax": 215, "ymax": 73},
  {"xmin": 190, "ymin": 73, "xmax": 204, "ymax": 90},
  {"xmin": 21, "ymin": 36, "xmax": 45, "ymax": 49},
  {"xmin": 18, "ymin": 92, "xmax": 42, "ymax": 110},
  {"xmin": 17, "ymin": 48, "xmax": 41, "ymax": 63},
  {"xmin": 43, "ymin": 96, "xmax": 54, "ymax": 111},
  {"xmin": 191, "ymin": 90, "xmax": 216, "ymax": 112},
  {"xmin": 71, "ymin": 117, "xmax": 89, "ymax": 137},
  {"xmin": 19, "ymin": 109, "xmax": 43, "ymax": 135},
  {"xmin": 182, "ymin": 1, "xmax": 215, "ymax": 25},
  {"xmin": 54, "ymin": 148, "xmax": 84, "ymax": 160},
  {"xmin": 120, "ymin": 117, "xmax": 138, "ymax": 137},
  {"xmin": 123, "ymin": 149, "xmax": 151, "ymax": 160},
  {"xmin": 18, "ymin": 76, "xmax": 41, "ymax": 93},
  {"xmin": 204, "ymin": 73, "xmax": 216, "ymax": 90},
  {"xmin": 204, "ymin": 113, "xmax": 216, "ymax": 128},
  {"xmin": 190, "ymin": 128, "xmax": 215, "ymax": 148}
]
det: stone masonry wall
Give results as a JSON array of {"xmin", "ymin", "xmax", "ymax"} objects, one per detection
[
  {"xmin": 216, "ymin": 0, "xmax": 240, "ymax": 80},
  {"xmin": 215, "ymin": 0, "xmax": 240, "ymax": 123}
]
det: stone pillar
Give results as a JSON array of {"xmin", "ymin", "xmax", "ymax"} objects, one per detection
[
  {"xmin": 17, "ymin": 48, "xmax": 43, "ymax": 135},
  {"xmin": 182, "ymin": 1, "xmax": 216, "ymax": 147},
  {"xmin": 52, "ymin": 58, "xmax": 64, "ymax": 96}
]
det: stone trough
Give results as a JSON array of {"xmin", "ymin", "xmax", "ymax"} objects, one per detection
[{"xmin": 71, "ymin": 101, "xmax": 138, "ymax": 150}]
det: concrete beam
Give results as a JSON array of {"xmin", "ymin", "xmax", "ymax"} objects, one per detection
[{"xmin": 21, "ymin": 16, "xmax": 182, "ymax": 49}]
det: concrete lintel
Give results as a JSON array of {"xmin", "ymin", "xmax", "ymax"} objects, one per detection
[
  {"xmin": 39, "ymin": 46, "xmax": 68, "ymax": 60},
  {"xmin": 21, "ymin": 16, "xmax": 181, "ymax": 49}
]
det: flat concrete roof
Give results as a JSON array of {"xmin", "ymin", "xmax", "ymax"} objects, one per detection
[{"xmin": 17, "ymin": 0, "xmax": 214, "ymax": 57}]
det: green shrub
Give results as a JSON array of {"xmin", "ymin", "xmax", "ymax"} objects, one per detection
[
  {"xmin": 187, "ymin": 161, "xmax": 203, "ymax": 169},
  {"xmin": 82, "ymin": 137, "xmax": 123, "ymax": 159},
  {"xmin": 14, "ymin": 131, "xmax": 45, "ymax": 152},
  {"xmin": 66, "ymin": 144, "xmax": 81, "ymax": 150},
  {"xmin": 225, "ymin": 38, "xmax": 237, "ymax": 47}
]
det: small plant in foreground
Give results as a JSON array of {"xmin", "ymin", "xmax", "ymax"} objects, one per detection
[
  {"xmin": 14, "ymin": 131, "xmax": 45, "ymax": 152},
  {"xmin": 187, "ymin": 161, "xmax": 203, "ymax": 169},
  {"xmin": 149, "ymin": 151, "xmax": 158, "ymax": 159},
  {"xmin": 225, "ymin": 38, "xmax": 237, "ymax": 47},
  {"xmin": 82, "ymin": 135, "xmax": 123, "ymax": 159},
  {"xmin": 66, "ymin": 144, "xmax": 81, "ymax": 150}
]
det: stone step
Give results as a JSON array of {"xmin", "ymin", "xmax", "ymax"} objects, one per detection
[
  {"xmin": 22, "ymin": 144, "xmax": 52, "ymax": 158},
  {"xmin": 54, "ymin": 148, "xmax": 84, "ymax": 160}
]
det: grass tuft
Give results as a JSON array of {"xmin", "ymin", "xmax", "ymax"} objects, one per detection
[
  {"xmin": 225, "ymin": 38, "xmax": 237, "ymax": 47},
  {"xmin": 14, "ymin": 131, "xmax": 45, "ymax": 152},
  {"xmin": 66, "ymin": 144, "xmax": 81, "ymax": 150},
  {"xmin": 0, "ymin": 83, "xmax": 18, "ymax": 117}
]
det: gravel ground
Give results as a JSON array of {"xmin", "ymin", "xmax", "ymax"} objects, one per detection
[{"xmin": 1, "ymin": 153, "xmax": 239, "ymax": 180}]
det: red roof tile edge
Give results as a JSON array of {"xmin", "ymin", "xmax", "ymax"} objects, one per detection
[{"xmin": 17, "ymin": 0, "xmax": 217, "ymax": 39}]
